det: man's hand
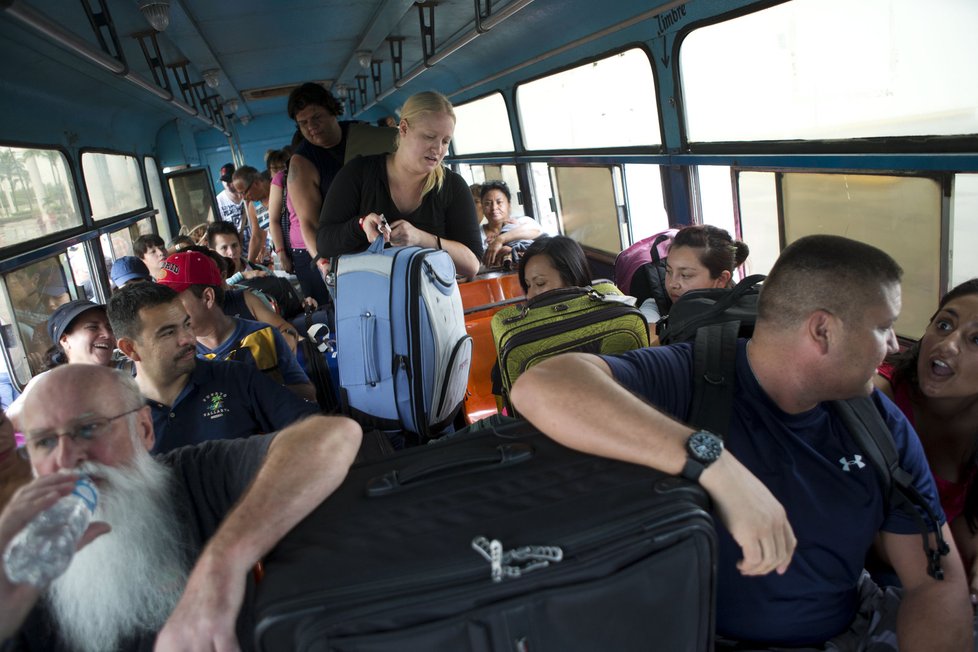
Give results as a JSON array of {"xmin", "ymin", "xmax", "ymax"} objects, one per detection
[
  {"xmin": 0, "ymin": 474, "xmax": 110, "ymax": 640},
  {"xmin": 154, "ymin": 552, "xmax": 245, "ymax": 652},
  {"xmin": 700, "ymin": 453, "xmax": 796, "ymax": 576}
]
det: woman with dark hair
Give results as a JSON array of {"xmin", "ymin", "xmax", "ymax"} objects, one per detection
[
  {"xmin": 638, "ymin": 224, "xmax": 750, "ymax": 328},
  {"xmin": 317, "ymin": 91, "xmax": 483, "ymax": 279},
  {"xmin": 42, "ymin": 300, "xmax": 117, "ymax": 370},
  {"xmin": 874, "ymin": 279, "xmax": 978, "ymax": 599},
  {"xmin": 480, "ymin": 180, "xmax": 542, "ymax": 268},
  {"xmin": 517, "ymin": 235, "xmax": 591, "ymax": 300}
]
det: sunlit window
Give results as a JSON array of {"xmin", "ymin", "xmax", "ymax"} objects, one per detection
[
  {"xmin": 82, "ymin": 152, "xmax": 146, "ymax": 221},
  {"xmin": 782, "ymin": 173, "xmax": 941, "ymax": 337},
  {"xmin": 951, "ymin": 174, "xmax": 978, "ymax": 288},
  {"xmin": 0, "ymin": 146, "xmax": 81, "ymax": 247},
  {"xmin": 517, "ymin": 49, "xmax": 660, "ymax": 150},
  {"xmin": 452, "ymin": 93, "xmax": 515, "ymax": 155},
  {"xmin": 681, "ymin": 0, "xmax": 978, "ymax": 142},
  {"xmin": 552, "ymin": 166, "xmax": 621, "ymax": 253},
  {"xmin": 145, "ymin": 157, "xmax": 173, "ymax": 243}
]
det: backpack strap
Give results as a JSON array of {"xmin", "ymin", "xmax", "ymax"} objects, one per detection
[
  {"xmin": 832, "ymin": 397, "xmax": 950, "ymax": 580},
  {"xmin": 689, "ymin": 321, "xmax": 740, "ymax": 437}
]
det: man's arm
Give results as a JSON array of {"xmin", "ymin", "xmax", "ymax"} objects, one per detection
[
  {"xmin": 154, "ymin": 415, "xmax": 361, "ymax": 651},
  {"xmin": 881, "ymin": 527, "xmax": 973, "ymax": 650},
  {"xmin": 244, "ymin": 203, "xmax": 264, "ymax": 263},
  {"xmin": 511, "ymin": 353, "xmax": 796, "ymax": 576},
  {"xmin": 0, "ymin": 474, "xmax": 109, "ymax": 641},
  {"xmin": 287, "ymin": 156, "xmax": 322, "ymax": 259}
]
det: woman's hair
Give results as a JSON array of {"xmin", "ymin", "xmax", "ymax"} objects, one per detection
[
  {"xmin": 42, "ymin": 343, "xmax": 68, "ymax": 370},
  {"xmin": 265, "ymin": 147, "xmax": 292, "ymax": 173},
  {"xmin": 671, "ymin": 225, "xmax": 749, "ymax": 283},
  {"xmin": 517, "ymin": 235, "xmax": 591, "ymax": 294},
  {"xmin": 480, "ymin": 180, "xmax": 511, "ymax": 202},
  {"xmin": 887, "ymin": 278, "xmax": 978, "ymax": 531},
  {"xmin": 394, "ymin": 91, "xmax": 455, "ymax": 198}
]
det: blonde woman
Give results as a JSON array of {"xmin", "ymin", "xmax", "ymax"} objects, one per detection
[{"xmin": 316, "ymin": 91, "xmax": 483, "ymax": 279}]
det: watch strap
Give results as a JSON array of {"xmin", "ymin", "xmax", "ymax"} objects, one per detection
[{"xmin": 680, "ymin": 457, "xmax": 706, "ymax": 483}]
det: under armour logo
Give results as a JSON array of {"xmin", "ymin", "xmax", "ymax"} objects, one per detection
[{"xmin": 839, "ymin": 455, "xmax": 866, "ymax": 472}]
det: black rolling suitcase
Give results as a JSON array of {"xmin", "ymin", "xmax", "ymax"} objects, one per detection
[{"xmin": 253, "ymin": 421, "xmax": 716, "ymax": 651}]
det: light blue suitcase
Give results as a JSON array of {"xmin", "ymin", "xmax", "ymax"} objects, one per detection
[{"xmin": 334, "ymin": 236, "xmax": 472, "ymax": 441}]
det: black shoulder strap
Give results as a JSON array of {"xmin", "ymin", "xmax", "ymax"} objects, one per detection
[
  {"xmin": 832, "ymin": 397, "xmax": 950, "ymax": 580},
  {"xmin": 689, "ymin": 321, "xmax": 740, "ymax": 437}
]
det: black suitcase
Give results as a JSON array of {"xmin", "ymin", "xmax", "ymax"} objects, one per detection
[{"xmin": 253, "ymin": 421, "xmax": 716, "ymax": 651}]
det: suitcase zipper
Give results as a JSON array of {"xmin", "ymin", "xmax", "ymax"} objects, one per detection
[{"xmin": 264, "ymin": 500, "xmax": 709, "ymax": 616}]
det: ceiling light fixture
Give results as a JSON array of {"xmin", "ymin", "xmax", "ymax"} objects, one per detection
[
  {"xmin": 356, "ymin": 51, "xmax": 372, "ymax": 70},
  {"xmin": 225, "ymin": 99, "xmax": 239, "ymax": 113},
  {"xmin": 138, "ymin": 0, "xmax": 170, "ymax": 32},
  {"xmin": 202, "ymin": 69, "xmax": 220, "ymax": 89},
  {"xmin": 333, "ymin": 84, "xmax": 348, "ymax": 100}
]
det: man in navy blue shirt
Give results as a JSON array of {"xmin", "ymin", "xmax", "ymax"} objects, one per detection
[
  {"xmin": 106, "ymin": 282, "xmax": 319, "ymax": 454},
  {"xmin": 512, "ymin": 235, "xmax": 972, "ymax": 649}
]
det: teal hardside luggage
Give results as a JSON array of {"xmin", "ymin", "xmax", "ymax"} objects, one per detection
[{"xmin": 491, "ymin": 282, "xmax": 649, "ymax": 415}]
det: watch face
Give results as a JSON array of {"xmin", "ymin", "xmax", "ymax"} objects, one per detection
[{"xmin": 689, "ymin": 432, "xmax": 723, "ymax": 463}]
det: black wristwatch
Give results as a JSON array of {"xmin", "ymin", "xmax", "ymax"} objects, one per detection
[{"xmin": 681, "ymin": 430, "xmax": 724, "ymax": 483}]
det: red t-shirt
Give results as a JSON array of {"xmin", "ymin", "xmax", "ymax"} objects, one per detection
[{"xmin": 878, "ymin": 362, "xmax": 974, "ymax": 523}]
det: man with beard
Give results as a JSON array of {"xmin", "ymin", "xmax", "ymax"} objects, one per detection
[
  {"xmin": 0, "ymin": 363, "xmax": 361, "ymax": 651},
  {"xmin": 107, "ymin": 281, "xmax": 318, "ymax": 453}
]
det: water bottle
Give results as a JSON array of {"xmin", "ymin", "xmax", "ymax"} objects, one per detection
[{"xmin": 3, "ymin": 476, "xmax": 98, "ymax": 588}]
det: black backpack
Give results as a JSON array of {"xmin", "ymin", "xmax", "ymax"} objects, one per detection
[
  {"xmin": 659, "ymin": 274, "xmax": 764, "ymax": 345},
  {"xmin": 689, "ymin": 321, "xmax": 950, "ymax": 580}
]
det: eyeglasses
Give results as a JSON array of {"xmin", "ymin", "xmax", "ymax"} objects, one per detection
[
  {"xmin": 238, "ymin": 178, "xmax": 256, "ymax": 198},
  {"xmin": 23, "ymin": 406, "xmax": 143, "ymax": 458}
]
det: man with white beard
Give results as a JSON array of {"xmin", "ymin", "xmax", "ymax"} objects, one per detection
[{"xmin": 0, "ymin": 364, "xmax": 361, "ymax": 651}]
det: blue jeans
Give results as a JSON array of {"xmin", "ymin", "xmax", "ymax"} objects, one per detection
[{"xmin": 290, "ymin": 248, "xmax": 331, "ymax": 306}]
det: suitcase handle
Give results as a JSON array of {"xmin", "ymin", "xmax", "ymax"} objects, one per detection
[
  {"xmin": 365, "ymin": 443, "xmax": 534, "ymax": 496},
  {"xmin": 361, "ymin": 312, "xmax": 380, "ymax": 386}
]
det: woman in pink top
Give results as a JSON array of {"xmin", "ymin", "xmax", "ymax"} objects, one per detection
[{"xmin": 874, "ymin": 278, "xmax": 978, "ymax": 598}]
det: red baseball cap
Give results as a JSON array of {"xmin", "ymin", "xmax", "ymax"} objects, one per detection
[{"xmin": 157, "ymin": 251, "xmax": 222, "ymax": 293}]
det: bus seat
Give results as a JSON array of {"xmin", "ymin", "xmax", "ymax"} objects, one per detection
[
  {"xmin": 463, "ymin": 307, "xmax": 502, "ymax": 424},
  {"xmin": 343, "ymin": 124, "xmax": 397, "ymax": 164},
  {"xmin": 460, "ymin": 270, "xmax": 523, "ymax": 313}
]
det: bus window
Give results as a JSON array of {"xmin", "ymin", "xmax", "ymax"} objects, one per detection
[
  {"xmin": 3, "ymin": 254, "xmax": 88, "ymax": 377},
  {"xmin": 782, "ymin": 173, "xmax": 942, "ymax": 337},
  {"xmin": 735, "ymin": 171, "xmax": 779, "ymax": 278},
  {"xmin": 623, "ymin": 164, "xmax": 669, "ymax": 242},
  {"xmin": 951, "ymin": 174, "xmax": 978, "ymax": 287},
  {"xmin": 452, "ymin": 93, "xmax": 514, "ymax": 155},
  {"xmin": 517, "ymin": 48, "xmax": 660, "ymax": 151},
  {"xmin": 551, "ymin": 166, "xmax": 621, "ymax": 253},
  {"xmin": 696, "ymin": 166, "xmax": 736, "ymax": 245},
  {"xmin": 81, "ymin": 152, "xmax": 146, "ymax": 221},
  {"xmin": 456, "ymin": 163, "xmax": 526, "ymax": 219},
  {"xmin": 681, "ymin": 0, "xmax": 978, "ymax": 142},
  {"xmin": 145, "ymin": 157, "xmax": 173, "ymax": 244},
  {"xmin": 529, "ymin": 163, "xmax": 558, "ymax": 235},
  {"xmin": 0, "ymin": 145, "xmax": 81, "ymax": 246},
  {"xmin": 166, "ymin": 168, "xmax": 216, "ymax": 238}
]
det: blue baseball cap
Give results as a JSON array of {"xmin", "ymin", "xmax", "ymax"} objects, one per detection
[
  {"xmin": 47, "ymin": 300, "xmax": 106, "ymax": 343},
  {"xmin": 111, "ymin": 256, "xmax": 151, "ymax": 287}
]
